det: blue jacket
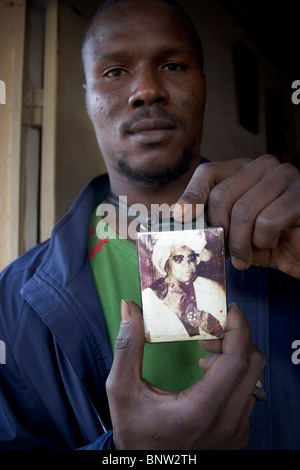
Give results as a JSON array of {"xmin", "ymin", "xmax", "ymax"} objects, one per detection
[{"xmin": 0, "ymin": 174, "xmax": 299, "ymax": 450}]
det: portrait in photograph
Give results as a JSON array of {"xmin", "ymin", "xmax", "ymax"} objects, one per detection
[{"xmin": 137, "ymin": 229, "xmax": 227, "ymax": 343}]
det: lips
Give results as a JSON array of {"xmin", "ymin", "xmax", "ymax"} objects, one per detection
[
  {"xmin": 127, "ymin": 118, "xmax": 177, "ymax": 144},
  {"xmin": 128, "ymin": 118, "xmax": 176, "ymax": 133}
]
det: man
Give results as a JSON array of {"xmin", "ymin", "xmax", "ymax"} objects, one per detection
[{"xmin": 0, "ymin": 0, "xmax": 299, "ymax": 450}]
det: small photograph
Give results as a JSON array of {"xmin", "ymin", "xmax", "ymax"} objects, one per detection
[{"xmin": 137, "ymin": 229, "xmax": 227, "ymax": 343}]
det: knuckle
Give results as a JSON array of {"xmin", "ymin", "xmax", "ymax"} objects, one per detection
[
  {"xmin": 238, "ymin": 355, "xmax": 251, "ymax": 376},
  {"xmin": 229, "ymin": 354, "xmax": 251, "ymax": 380},
  {"xmin": 250, "ymin": 345, "xmax": 266, "ymax": 369},
  {"xmin": 256, "ymin": 153, "xmax": 280, "ymax": 167},
  {"xmin": 219, "ymin": 419, "xmax": 242, "ymax": 444},
  {"xmin": 105, "ymin": 374, "xmax": 116, "ymax": 396},
  {"xmin": 183, "ymin": 189, "xmax": 206, "ymax": 203},
  {"xmin": 278, "ymin": 162, "xmax": 299, "ymax": 179},
  {"xmin": 231, "ymin": 198, "xmax": 255, "ymax": 225},
  {"xmin": 196, "ymin": 161, "xmax": 213, "ymax": 175},
  {"xmin": 188, "ymin": 163, "xmax": 213, "ymax": 198},
  {"xmin": 239, "ymin": 157, "xmax": 253, "ymax": 166},
  {"xmin": 114, "ymin": 334, "xmax": 129, "ymax": 352},
  {"xmin": 209, "ymin": 185, "xmax": 230, "ymax": 212},
  {"xmin": 254, "ymin": 213, "xmax": 281, "ymax": 246}
]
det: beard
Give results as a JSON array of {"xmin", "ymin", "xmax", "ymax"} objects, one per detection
[{"xmin": 117, "ymin": 148, "xmax": 193, "ymax": 185}]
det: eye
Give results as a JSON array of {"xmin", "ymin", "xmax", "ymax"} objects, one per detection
[
  {"xmin": 187, "ymin": 253, "xmax": 199, "ymax": 263},
  {"xmin": 103, "ymin": 68, "xmax": 128, "ymax": 78},
  {"xmin": 172, "ymin": 255, "xmax": 184, "ymax": 264},
  {"xmin": 161, "ymin": 63, "xmax": 187, "ymax": 72}
]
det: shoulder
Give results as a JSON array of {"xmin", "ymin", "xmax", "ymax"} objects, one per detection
[
  {"xmin": 194, "ymin": 275, "xmax": 224, "ymax": 293},
  {"xmin": 1, "ymin": 240, "xmax": 49, "ymax": 283},
  {"xmin": 0, "ymin": 241, "xmax": 50, "ymax": 340}
]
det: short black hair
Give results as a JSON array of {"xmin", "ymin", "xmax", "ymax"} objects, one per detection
[{"xmin": 80, "ymin": 0, "xmax": 204, "ymax": 82}]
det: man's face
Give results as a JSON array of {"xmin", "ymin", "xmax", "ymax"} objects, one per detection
[
  {"xmin": 168, "ymin": 246, "xmax": 198, "ymax": 284},
  {"xmin": 83, "ymin": 0, "xmax": 206, "ymax": 184}
]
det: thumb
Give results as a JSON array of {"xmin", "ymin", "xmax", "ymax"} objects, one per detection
[
  {"xmin": 109, "ymin": 300, "xmax": 145, "ymax": 383},
  {"xmin": 172, "ymin": 159, "xmax": 249, "ymax": 223}
]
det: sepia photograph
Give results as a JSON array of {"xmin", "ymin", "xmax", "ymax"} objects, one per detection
[{"xmin": 137, "ymin": 229, "xmax": 227, "ymax": 342}]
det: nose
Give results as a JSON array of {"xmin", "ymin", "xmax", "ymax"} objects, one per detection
[{"xmin": 128, "ymin": 65, "xmax": 169, "ymax": 108}]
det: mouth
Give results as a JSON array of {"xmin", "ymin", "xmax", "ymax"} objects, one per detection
[{"xmin": 127, "ymin": 118, "xmax": 177, "ymax": 144}]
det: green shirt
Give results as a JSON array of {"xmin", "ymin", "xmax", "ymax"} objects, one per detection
[{"xmin": 88, "ymin": 206, "xmax": 208, "ymax": 392}]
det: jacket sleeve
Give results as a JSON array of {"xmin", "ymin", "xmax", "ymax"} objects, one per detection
[{"xmin": 0, "ymin": 254, "xmax": 112, "ymax": 450}]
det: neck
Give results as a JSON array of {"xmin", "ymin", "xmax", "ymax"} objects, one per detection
[
  {"xmin": 104, "ymin": 159, "xmax": 201, "ymax": 241},
  {"xmin": 107, "ymin": 162, "xmax": 199, "ymax": 210}
]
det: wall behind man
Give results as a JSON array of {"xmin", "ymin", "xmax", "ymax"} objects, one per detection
[
  {"xmin": 55, "ymin": 2, "xmax": 107, "ymax": 221},
  {"xmin": 180, "ymin": 0, "xmax": 299, "ymax": 163}
]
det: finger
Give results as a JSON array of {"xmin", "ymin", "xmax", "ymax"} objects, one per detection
[
  {"xmin": 212, "ymin": 397, "xmax": 253, "ymax": 450},
  {"xmin": 207, "ymin": 155, "xmax": 279, "ymax": 230},
  {"xmin": 228, "ymin": 161, "xmax": 300, "ymax": 265},
  {"xmin": 213, "ymin": 345, "xmax": 265, "ymax": 449},
  {"xmin": 227, "ymin": 344, "xmax": 265, "ymax": 417},
  {"xmin": 252, "ymin": 176, "xmax": 300, "ymax": 250},
  {"xmin": 173, "ymin": 158, "xmax": 251, "ymax": 222},
  {"xmin": 107, "ymin": 300, "xmax": 145, "ymax": 386},
  {"xmin": 199, "ymin": 353, "xmax": 219, "ymax": 372},
  {"xmin": 198, "ymin": 301, "xmax": 247, "ymax": 371},
  {"xmin": 219, "ymin": 303, "xmax": 251, "ymax": 356},
  {"xmin": 199, "ymin": 338, "xmax": 222, "ymax": 354},
  {"xmin": 198, "ymin": 303, "xmax": 250, "ymax": 376},
  {"xmin": 208, "ymin": 344, "xmax": 265, "ymax": 450},
  {"xmin": 185, "ymin": 304, "xmax": 252, "ymax": 411}
]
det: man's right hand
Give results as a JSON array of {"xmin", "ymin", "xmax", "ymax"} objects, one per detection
[{"xmin": 106, "ymin": 300, "xmax": 265, "ymax": 450}]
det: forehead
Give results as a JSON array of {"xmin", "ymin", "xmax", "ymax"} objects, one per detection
[{"xmin": 84, "ymin": 1, "xmax": 198, "ymax": 60}]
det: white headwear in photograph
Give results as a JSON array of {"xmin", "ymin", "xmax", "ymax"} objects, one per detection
[{"xmin": 152, "ymin": 230, "xmax": 212, "ymax": 275}]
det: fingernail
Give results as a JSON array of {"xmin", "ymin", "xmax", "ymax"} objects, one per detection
[
  {"xmin": 228, "ymin": 302, "xmax": 242, "ymax": 312},
  {"xmin": 121, "ymin": 299, "xmax": 131, "ymax": 324},
  {"xmin": 231, "ymin": 257, "xmax": 251, "ymax": 271},
  {"xmin": 172, "ymin": 202, "xmax": 192, "ymax": 220}
]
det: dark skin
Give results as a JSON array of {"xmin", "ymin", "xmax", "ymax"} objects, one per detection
[{"xmin": 82, "ymin": 0, "xmax": 299, "ymax": 449}]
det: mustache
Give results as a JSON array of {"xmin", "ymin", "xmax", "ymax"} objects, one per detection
[{"xmin": 121, "ymin": 107, "xmax": 183, "ymax": 134}]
